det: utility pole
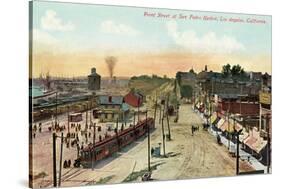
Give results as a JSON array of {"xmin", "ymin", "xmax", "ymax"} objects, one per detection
[
  {"xmin": 58, "ymin": 132, "xmax": 64, "ymax": 186},
  {"xmin": 236, "ymin": 130, "xmax": 240, "ymax": 175},
  {"xmin": 133, "ymin": 111, "xmax": 136, "ymax": 139},
  {"xmin": 266, "ymin": 114, "xmax": 271, "ymax": 173},
  {"xmin": 92, "ymin": 122, "xmax": 96, "ymax": 170},
  {"xmin": 137, "ymin": 98, "xmax": 140, "ymax": 123},
  {"xmin": 208, "ymin": 92, "xmax": 211, "ymax": 126},
  {"xmin": 52, "ymin": 133, "xmax": 57, "ymax": 187},
  {"xmin": 227, "ymin": 112, "xmax": 230, "ymax": 150},
  {"xmin": 89, "ymin": 98, "xmax": 92, "ymax": 128},
  {"xmin": 116, "ymin": 118, "xmax": 119, "ymax": 150},
  {"xmin": 154, "ymin": 94, "xmax": 157, "ymax": 127},
  {"xmin": 55, "ymin": 92, "xmax": 58, "ymax": 127},
  {"xmin": 227, "ymin": 98, "xmax": 231, "ymax": 150},
  {"xmin": 259, "ymin": 103, "xmax": 262, "ymax": 131},
  {"xmin": 161, "ymin": 106, "xmax": 166, "ymax": 157},
  {"xmin": 85, "ymin": 103, "xmax": 88, "ymax": 131},
  {"xmin": 146, "ymin": 111, "xmax": 150, "ymax": 172},
  {"xmin": 159, "ymin": 104, "xmax": 162, "ymax": 124},
  {"xmin": 166, "ymin": 95, "xmax": 171, "ymax": 140},
  {"xmin": 67, "ymin": 106, "xmax": 70, "ymax": 136}
]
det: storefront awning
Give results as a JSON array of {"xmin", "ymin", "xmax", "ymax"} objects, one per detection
[
  {"xmin": 220, "ymin": 119, "xmax": 243, "ymax": 133},
  {"xmin": 244, "ymin": 128, "xmax": 267, "ymax": 153},
  {"xmin": 210, "ymin": 113, "xmax": 217, "ymax": 123},
  {"xmin": 239, "ymin": 129, "xmax": 249, "ymax": 142},
  {"xmin": 217, "ymin": 118, "xmax": 225, "ymax": 129}
]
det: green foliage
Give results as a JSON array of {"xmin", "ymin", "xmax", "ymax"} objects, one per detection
[
  {"xmin": 189, "ymin": 68, "xmax": 195, "ymax": 73},
  {"xmin": 180, "ymin": 85, "xmax": 193, "ymax": 98},
  {"xmin": 222, "ymin": 64, "xmax": 231, "ymax": 77},
  {"xmin": 222, "ymin": 64, "xmax": 245, "ymax": 77}
]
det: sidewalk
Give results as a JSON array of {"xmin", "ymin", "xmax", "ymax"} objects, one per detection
[{"xmin": 193, "ymin": 108, "xmax": 267, "ymax": 173}]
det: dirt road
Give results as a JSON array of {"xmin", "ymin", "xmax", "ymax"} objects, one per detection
[{"xmin": 31, "ymin": 102, "xmax": 253, "ymax": 188}]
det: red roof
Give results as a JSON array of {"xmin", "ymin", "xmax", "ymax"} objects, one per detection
[{"xmin": 124, "ymin": 92, "xmax": 143, "ymax": 107}]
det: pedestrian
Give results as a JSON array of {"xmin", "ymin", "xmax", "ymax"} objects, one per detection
[
  {"xmin": 217, "ymin": 134, "xmax": 221, "ymax": 144},
  {"xmin": 63, "ymin": 160, "xmax": 68, "ymax": 168},
  {"xmin": 33, "ymin": 124, "xmax": 37, "ymax": 132},
  {"xmin": 33, "ymin": 133, "xmax": 36, "ymax": 139},
  {"xmin": 68, "ymin": 159, "xmax": 71, "ymax": 168},
  {"xmin": 151, "ymin": 147, "xmax": 154, "ymax": 156}
]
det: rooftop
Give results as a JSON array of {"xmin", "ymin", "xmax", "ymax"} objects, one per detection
[{"xmin": 98, "ymin": 95, "xmax": 124, "ymax": 105}]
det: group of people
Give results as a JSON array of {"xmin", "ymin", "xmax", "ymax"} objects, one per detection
[
  {"xmin": 32, "ymin": 123, "xmax": 42, "ymax": 139},
  {"xmin": 63, "ymin": 159, "xmax": 72, "ymax": 168}
]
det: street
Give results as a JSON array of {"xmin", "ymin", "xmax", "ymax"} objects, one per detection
[{"xmin": 31, "ymin": 103, "xmax": 253, "ymax": 188}]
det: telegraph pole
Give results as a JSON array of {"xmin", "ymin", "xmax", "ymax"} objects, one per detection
[
  {"xmin": 153, "ymin": 94, "xmax": 157, "ymax": 127},
  {"xmin": 166, "ymin": 95, "xmax": 171, "ymax": 140},
  {"xmin": 92, "ymin": 122, "xmax": 96, "ymax": 170},
  {"xmin": 266, "ymin": 114, "xmax": 271, "ymax": 173},
  {"xmin": 133, "ymin": 111, "xmax": 136, "ymax": 139},
  {"xmin": 55, "ymin": 92, "xmax": 58, "ymax": 127},
  {"xmin": 146, "ymin": 111, "xmax": 151, "ymax": 172},
  {"xmin": 58, "ymin": 132, "xmax": 64, "ymax": 186},
  {"xmin": 52, "ymin": 133, "xmax": 57, "ymax": 187},
  {"xmin": 227, "ymin": 99, "xmax": 231, "ymax": 150},
  {"xmin": 67, "ymin": 106, "xmax": 70, "ymax": 136},
  {"xmin": 161, "ymin": 106, "xmax": 166, "ymax": 157},
  {"xmin": 116, "ymin": 118, "xmax": 119, "ymax": 150},
  {"xmin": 159, "ymin": 104, "xmax": 162, "ymax": 124},
  {"xmin": 227, "ymin": 112, "xmax": 230, "ymax": 150},
  {"xmin": 89, "ymin": 98, "xmax": 92, "ymax": 128},
  {"xmin": 234, "ymin": 119, "xmax": 239, "ymax": 175},
  {"xmin": 137, "ymin": 98, "xmax": 140, "ymax": 123},
  {"xmin": 85, "ymin": 103, "xmax": 88, "ymax": 131},
  {"xmin": 236, "ymin": 131, "xmax": 240, "ymax": 175}
]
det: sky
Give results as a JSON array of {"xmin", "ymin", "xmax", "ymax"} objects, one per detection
[{"xmin": 31, "ymin": 0, "xmax": 272, "ymax": 78}]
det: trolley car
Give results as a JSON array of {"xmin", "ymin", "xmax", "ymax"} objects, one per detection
[{"xmin": 76, "ymin": 118, "xmax": 155, "ymax": 168}]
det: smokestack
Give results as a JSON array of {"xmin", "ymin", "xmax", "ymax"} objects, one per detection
[{"xmin": 105, "ymin": 56, "xmax": 117, "ymax": 79}]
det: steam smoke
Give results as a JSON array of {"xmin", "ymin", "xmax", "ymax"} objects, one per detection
[{"xmin": 105, "ymin": 56, "xmax": 117, "ymax": 78}]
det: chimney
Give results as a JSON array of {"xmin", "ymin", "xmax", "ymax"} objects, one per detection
[{"xmin": 109, "ymin": 96, "xmax": 112, "ymax": 103}]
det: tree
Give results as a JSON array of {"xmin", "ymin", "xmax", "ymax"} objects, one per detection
[
  {"xmin": 222, "ymin": 64, "xmax": 245, "ymax": 77},
  {"xmin": 231, "ymin": 64, "xmax": 242, "ymax": 76},
  {"xmin": 189, "ymin": 68, "xmax": 195, "ymax": 73},
  {"xmin": 222, "ymin": 64, "xmax": 231, "ymax": 77}
]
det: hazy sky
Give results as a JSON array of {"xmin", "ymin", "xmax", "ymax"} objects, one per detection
[{"xmin": 31, "ymin": 1, "xmax": 272, "ymax": 78}]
